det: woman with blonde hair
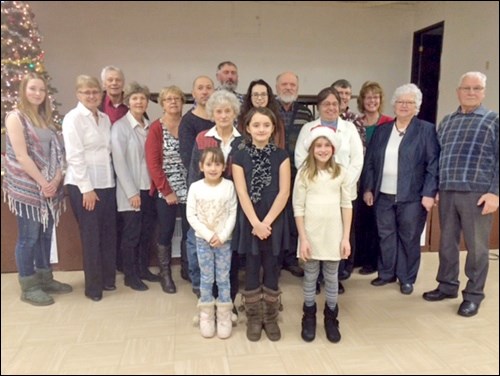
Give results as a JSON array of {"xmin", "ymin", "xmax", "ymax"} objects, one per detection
[{"xmin": 4, "ymin": 73, "xmax": 70, "ymax": 306}]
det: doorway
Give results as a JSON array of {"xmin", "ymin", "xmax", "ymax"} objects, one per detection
[{"xmin": 411, "ymin": 21, "xmax": 444, "ymax": 124}]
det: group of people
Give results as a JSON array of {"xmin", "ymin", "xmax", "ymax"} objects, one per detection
[{"xmin": 3, "ymin": 62, "xmax": 498, "ymax": 343}]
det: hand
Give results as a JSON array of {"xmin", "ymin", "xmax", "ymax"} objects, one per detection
[
  {"xmin": 40, "ymin": 180, "xmax": 57, "ymax": 198},
  {"xmin": 82, "ymin": 190, "xmax": 99, "ymax": 211},
  {"xmin": 299, "ymin": 239, "xmax": 311, "ymax": 262},
  {"xmin": 209, "ymin": 234, "xmax": 223, "ymax": 248},
  {"xmin": 252, "ymin": 221, "xmax": 272, "ymax": 240},
  {"xmin": 129, "ymin": 194, "xmax": 141, "ymax": 209},
  {"xmin": 164, "ymin": 192, "xmax": 178, "ymax": 205},
  {"xmin": 340, "ymin": 238, "xmax": 351, "ymax": 259},
  {"xmin": 363, "ymin": 191, "xmax": 374, "ymax": 206},
  {"xmin": 421, "ymin": 196, "xmax": 435, "ymax": 212},
  {"xmin": 477, "ymin": 193, "xmax": 499, "ymax": 215}
]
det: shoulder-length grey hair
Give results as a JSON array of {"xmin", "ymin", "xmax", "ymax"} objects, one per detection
[
  {"xmin": 205, "ymin": 89, "xmax": 240, "ymax": 120},
  {"xmin": 123, "ymin": 82, "xmax": 150, "ymax": 107},
  {"xmin": 391, "ymin": 83, "xmax": 422, "ymax": 115}
]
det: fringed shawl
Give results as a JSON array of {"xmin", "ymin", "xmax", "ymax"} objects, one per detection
[{"xmin": 2, "ymin": 110, "xmax": 65, "ymax": 229}]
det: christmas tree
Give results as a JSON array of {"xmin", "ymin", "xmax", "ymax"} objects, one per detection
[{"xmin": 1, "ymin": 0, "xmax": 61, "ymax": 129}]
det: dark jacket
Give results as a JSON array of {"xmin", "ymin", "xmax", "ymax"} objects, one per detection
[{"xmin": 361, "ymin": 116, "xmax": 440, "ymax": 203}]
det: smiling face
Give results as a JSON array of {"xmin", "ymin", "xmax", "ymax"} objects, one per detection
[
  {"xmin": 246, "ymin": 112, "xmax": 275, "ymax": 148},
  {"xmin": 312, "ymin": 136, "xmax": 334, "ymax": 167},
  {"xmin": 318, "ymin": 94, "xmax": 340, "ymax": 122},
  {"xmin": 213, "ymin": 104, "xmax": 236, "ymax": 130},
  {"xmin": 25, "ymin": 78, "xmax": 47, "ymax": 108},
  {"xmin": 199, "ymin": 152, "xmax": 225, "ymax": 185},
  {"xmin": 393, "ymin": 93, "xmax": 417, "ymax": 121},
  {"xmin": 192, "ymin": 76, "xmax": 214, "ymax": 107},
  {"xmin": 250, "ymin": 84, "xmax": 269, "ymax": 108},
  {"xmin": 363, "ymin": 90, "xmax": 381, "ymax": 115},
  {"xmin": 128, "ymin": 93, "xmax": 148, "ymax": 118},
  {"xmin": 457, "ymin": 75, "xmax": 485, "ymax": 113}
]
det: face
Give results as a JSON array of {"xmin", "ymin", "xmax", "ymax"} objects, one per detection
[
  {"xmin": 213, "ymin": 104, "xmax": 236, "ymax": 129},
  {"xmin": 363, "ymin": 90, "xmax": 381, "ymax": 114},
  {"xmin": 333, "ymin": 85, "xmax": 352, "ymax": 112},
  {"xmin": 161, "ymin": 92, "xmax": 183, "ymax": 116},
  {"xmin": 318, "ymin": 94, "xmax": 340, "ymax": 122},
  {"xmin": 103, "ymin": 70, "xmax": 124, "ymax": 96},
  {"xmin": 276, "ymin": 73, "xmax": 298, "ymax": 103},
  {"xmin": 312, "ymin": 137, "xmax": 334, "ymax": 166},
  {"xmin": 246, "ymin": 112, "xmax": 274, "ymax": 147},
  {"xmin": 77, "ymin": 85, "xmax": 102, "ymax": 112},
  {"xmin": 25, "ymin": 78, "xmax": 46, "ymax": 107},
  {"xmin": 250, "ymin": 84, "xmax": 269, "ymax": 108},
  {"xmin": 457, "ymin": 75, "xmax": 485, "ymax": 112},
  {"xmin": 192, "ymin": 77, "xmax": 214, "ymax": 106},
  {"xmin": 216, "ymin": 64, "xmax": 238, "ymax": 91},
  {"xmin": 128, "ymin": 93, "xmax": 148, "ymax": 117},
  {"xmin": 394, "ymin": 94, "xmax": 417, "ymax": 120},
  {"xmin": 200, "ymin": 154, "xmax": 225, "ymax": 184}
]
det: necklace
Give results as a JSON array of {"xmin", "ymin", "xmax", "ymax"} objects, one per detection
[{"xmin": 394, "ymin": 123, "xmax": 406, "ymax": 137}]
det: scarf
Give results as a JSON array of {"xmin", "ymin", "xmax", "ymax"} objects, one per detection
[
  {"xmin": 245, "ymin": 142, "xmax": 277, "ymax": 203},
  {"xmin": 3, "ymin": 110, "xmax": 65, "ymax": 229}
]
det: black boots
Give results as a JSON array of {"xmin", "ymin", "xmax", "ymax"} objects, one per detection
[
  {"xmin": 157, "ymin": 244, "xmax": 176, "ymax": 294},
  {"xmin": 137, "ymin": 247, "xmax": 161, "ymax": 282},
  {"xmin": 324, "ymin": 304, "xmax": 341, "ymax": 343},
  {"xmin": 301, "ymin": 303, "xmax": 317, "ymax": 342}
]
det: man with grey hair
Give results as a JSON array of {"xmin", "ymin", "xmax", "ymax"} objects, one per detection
[
  {"xmin": 215, "ymin": 61, "xmax": 244, "ymax": 103},
  {"xmin": 275, "ymin": 71, "xmax": 314, "ymax": 278},
  {"xmin": 99, "ymin": 65, "xmax": 127, "ymax": 124},
  {"xmin": 423, "ymin": 72, "xmax": 498, "ymax": 318}
]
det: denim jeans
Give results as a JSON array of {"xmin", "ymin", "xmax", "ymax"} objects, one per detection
[
  {"xmin": 15, "ymin": 204, "xmax": 54, "ymax": 277},
  {"xmin": 196, "ymin": 237, "xmax": 232, "ymax": 303},
  {"xmin": 187, "ymin": 228, "xmax": 200, "ymax": 289}
]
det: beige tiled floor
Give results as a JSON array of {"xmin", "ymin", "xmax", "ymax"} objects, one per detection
[{"xmin": 1, "ymin": 251, "xmax": 499, "ymax": 375}]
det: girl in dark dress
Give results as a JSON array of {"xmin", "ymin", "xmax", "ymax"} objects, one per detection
[{"xmin": 232, "ymin": 107, "xmax": 291, "ymax": 342}]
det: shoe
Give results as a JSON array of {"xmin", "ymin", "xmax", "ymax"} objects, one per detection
[
  {"xmin": 103, "ymin": 285, "xmax": 116, "ymax": 291},
  {"xmin": 422, "ymin": 288, "xmax": 458, "ymax": 301},
  {"xmin": 359, "ymin": 266, "xmax": 376, "ymax": 275},
  {"xmin": 124, "ymin": 276, "xmax": 149, "ymax": 291},
  {"xmin": 338, "ymin": 270, "xmax": 351, "ymax": 281},
  {"xmin": 338, "ymin": 282, "xmax": 345, "ymax": 294},
  {"xmin": 283, "ymin": 264, "xmax": 304, "ymax": 277},
  {"xmin": 458, "ymin": 301, "xmax": 479, "ymax": 317},
  {"xmin": 370, "ymin": 277, "xmax": 397, "ymax": 286},
  {"xmin": 85, "ymin": 293, "xmax": 102, "ymax": 302},
  {"xmin": 400, "ymin": 283, "xmax": 413, "ymax": 295}
]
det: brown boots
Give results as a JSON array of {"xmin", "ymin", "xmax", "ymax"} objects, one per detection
[{"xmin": 242, "ymin": 286, "xmax": 281, "ymax": 342}]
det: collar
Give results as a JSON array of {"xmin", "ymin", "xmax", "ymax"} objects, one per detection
[
  {"xmin": 126, "ymin": 111, "xmax": 149, "ymax": 130},
  {"xmin": 453, "ymin": 105, "xmax": 488, "ymax": 116},
  {"xmin": 206, "ymin": 125, "xmax": 241, "ymax": 140},
  {"xmin": 77, "ymin": 102, "xmax": 105, "ymax": 118}
]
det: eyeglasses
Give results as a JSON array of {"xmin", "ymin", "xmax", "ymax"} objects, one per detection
[
  {"xmin": 251, "ymin": 93, "xmax": 268, "ymax": 98},
  {"xmin": 459, "ymin": 86, "xmax": 484, "ymax": 93},
  {"xmin": 320, "ymin": 102, "xmax": 339, "ymax": 108},
  {"xmin": 395, "ymin": 100, "xmax": 416, "ymax": 106},
  {"xmin": 78, "ymin": 90, "xmax": 101, "ymax": 97},
  {"xmin": 164, "ymin": 97, "xmax": 181, "ymax": 103},
  {"xmin": 365, "ymin": 96, "xmax": 380, "ymax": 101}
]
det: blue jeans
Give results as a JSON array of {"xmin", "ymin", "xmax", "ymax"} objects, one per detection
[
  {"xmin": 187, "ymin": 228, "xmax": 200, "ymax": 289},
  {"xmin": 15, "ymin": 204, "xmax": 54, "ymax": 277},
  {"xmin": 196, "ymin": 237, "xmax": 232, "ymax": 303}
]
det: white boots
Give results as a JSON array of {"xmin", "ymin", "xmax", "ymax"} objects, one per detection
[{"xmin": 197, "ymin": 300, "xmax": 233, "ymax": 339}]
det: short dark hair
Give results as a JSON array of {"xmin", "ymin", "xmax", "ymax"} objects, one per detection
[
  {"xmin": 217, "ymin": 61, "xmax": 237, "ymax": 71},
  {"xmin": 200, "ymin": 147, "xmax": 225, "ymax": 166},
  {"xmin": 331, "ymin": 79, "xmax": 352, "ymax": 89}
]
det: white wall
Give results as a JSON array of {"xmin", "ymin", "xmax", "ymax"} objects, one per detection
[
  {"xmin": 28, "ymin": 1, "xmax": 498, "ymax": 123},
  {"xmin": 413, "ymin": 1, "xmax": 499, "ymax": 121}
]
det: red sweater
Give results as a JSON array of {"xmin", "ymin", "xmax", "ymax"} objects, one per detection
[{"xmin": 145, "ymin": 120, "xmax": 173, "ymax": 197}]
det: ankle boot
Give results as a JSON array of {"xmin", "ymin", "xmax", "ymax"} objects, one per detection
[
  {"xmin": 216, "ymin": 301, "xmax": 233, "ymax": 339},
  {"xmin": 242, "ymin": 287, "xmax": 263, "ymax": 341},
  {"xmin": 36, "ymin": 268, "xmax": 72, "ymax": 294},
  {"xmin": 262, "ymin": 286, "xmax": 281, "ymax": 341},
  {"xmin": 301, "ymin": 303, "xmax": 317, "ymax": 342},
  {"xmin": 198, "ymin": 300, "xmax": 216, "ymax": 338},
  {"xmin": 157, "ymin": 244, "xmax": 176, "ymax": 294},
  {"xmin": 124, "ymin": 275, "xmax": 149, "ymax": 291},
  {"xmin": 324, "ymin": 303, "xmax": 341, "ymax": 343},
  {"xmin": 180, "ymin": 240, "xmax": 190, "ymax": 282},
  {"xmin": 19, "ymin": 275, "xmax": 54, "ymax": 306}
]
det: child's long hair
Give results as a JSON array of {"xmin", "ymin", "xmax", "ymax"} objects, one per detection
[{"xmin": 299, "ymin": 136, "xmax": 340, "ymax": 182}]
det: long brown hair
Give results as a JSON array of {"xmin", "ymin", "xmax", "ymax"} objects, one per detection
[{"xmin": 16, "ymin": 73, "xmax": 53, "ymax": 129}]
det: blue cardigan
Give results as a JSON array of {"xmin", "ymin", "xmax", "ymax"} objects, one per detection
[{"xmin": 361, "ymin": 116, "xmax": 440, "ymax": 203}]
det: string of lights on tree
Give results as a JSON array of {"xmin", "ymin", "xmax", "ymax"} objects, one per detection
[{"xmin": 1, "ymin": 0, "xmax": 62, "ymax": 129}]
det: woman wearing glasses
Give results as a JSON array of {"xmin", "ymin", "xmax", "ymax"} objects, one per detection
[
  {"xmin": 238, "ymin": 79, "xmax": 285, "ymax": 149},
  {"xmin": 361, "ymin": 83, "xmax": 440, "ymax": 295},
  {"xmin": 63, "ymin": 75, "xmax": 117, "ymax": 301}
]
